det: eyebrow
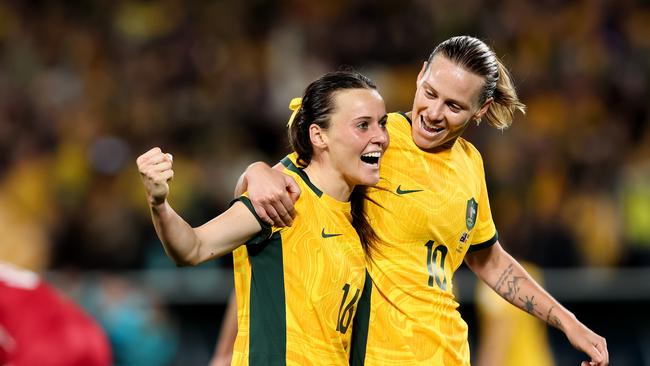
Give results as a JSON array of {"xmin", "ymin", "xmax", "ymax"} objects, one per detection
[
  {"xmin": 422, "ymin": 82, "xmax": 470, "ymax": 109},
  {"xmin": 352, "ymin": 114, "xmax": 382, "ymax": 121}
]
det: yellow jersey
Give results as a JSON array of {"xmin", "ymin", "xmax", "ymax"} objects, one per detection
[
  {"xmin": 350, "ymin": 112, "xmax": 498, "ymax": 366},
  {"xmin": 232, "ymin": 157, "xmax": 367, "ymax": 366}
]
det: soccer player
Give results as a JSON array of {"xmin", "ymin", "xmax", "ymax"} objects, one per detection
[
  {"xmin": 137, "ymin": 71, "xmax": 389, "ymax": 364},
  {"xmin": 238, "ymin": 36, "xmax": 608, "ymax": 366},
  {"xmin": 0, "ymin": 261, "xmax": 111, "ymax": 366}
]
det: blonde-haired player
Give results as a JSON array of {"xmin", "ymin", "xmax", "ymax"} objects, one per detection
[{"xmin": 239, "ymin": 36, "xmax": 608, "ymax": 366}]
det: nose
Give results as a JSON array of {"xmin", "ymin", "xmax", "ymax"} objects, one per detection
[
  {"xmin": 426, "ymin": 100, "xmax": 444, "ymax": 121},
  {"xmin": 370, "ymin": 123, "xmax": 389, "ymax": 148}
]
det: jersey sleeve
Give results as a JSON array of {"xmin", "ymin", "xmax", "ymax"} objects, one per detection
[
  {"xmin": 230, "ymin": 194, "xmax": 280, "ymax": 245},
  {"xmin": 468, "ymin": 151, "xmax": 498, "ymax": 252}
]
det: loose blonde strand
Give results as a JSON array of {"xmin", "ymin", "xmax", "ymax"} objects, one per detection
[{"xmin": 484, "ymin": 59, "xmax": 526, "ymax": 130}]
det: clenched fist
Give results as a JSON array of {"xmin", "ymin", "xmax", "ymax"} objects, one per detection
[{"xmin": 137, "ymin": 147, "xmax": 174, "ymax": 206}]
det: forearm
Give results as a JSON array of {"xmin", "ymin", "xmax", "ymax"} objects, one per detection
[
  {"xmin": 468, "ymin": 242, "xmax": 609, "ymax": 364},
  {"xmin": 150, "ymin": 201, "xmax": 201, "ymax": 266},
  {"xmin": 490, "ymin": 258, "xmax": 574, "ymax": 331},
  {"xmin": 468, "ymin": 244, "xmax": 577, "ymax": 333}
]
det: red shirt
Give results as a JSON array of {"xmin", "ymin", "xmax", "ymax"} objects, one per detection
[{"xmin": 0, "ymin": 263, "xmax": 111, "ymax": 366}]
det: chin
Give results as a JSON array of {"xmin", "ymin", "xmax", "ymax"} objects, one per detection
[
  {"xmin": 362, "ymin": 173, "xmax": 381, "ymax": 186},
  {"xmin": 413, "ymin": 133, "xmax": 436, "ymax": 150},
  {"xmin": 352, "ymin": 173, "xmax": 380, "ymax": 187}
]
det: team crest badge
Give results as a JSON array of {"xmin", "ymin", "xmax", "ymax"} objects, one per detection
[{"xmin": 466, "ymin": 198, "xmax": 478, "ymax": 230}]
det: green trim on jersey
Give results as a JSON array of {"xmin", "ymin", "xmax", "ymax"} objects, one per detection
[
  {"xmin": 397, "ymin": 111, "xmax": 411, "ymax": 124},
  {"xmin": 280, "ymin": 156, "xmax": 323, "ymax": 197},
  {"xmin": 231, "ymin": 196, "xmax": 272, "ymax": 245},
  {"xmin": 349, "ymin": 271, "xmax": 372, "ymax": 365},
  {"xmin": 247, "ymin": 231, "xmax": 286, "ymax": 365},
  {"xmin": 467, "ymin": 232, "xmax": 499, "ymax": 253}
]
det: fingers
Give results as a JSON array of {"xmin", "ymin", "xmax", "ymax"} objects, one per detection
[
  {"xmin": 284, "ymin": 176, "xmax": 301, "ymax": 204},
  {"xmin": 584, "ymin": 339, "xmax": 608, "ymax": 366},
  {"xmin": 137, "ymin": 147, "xmax": 173, "ymax": 169},
  {"xmin": 262, "ymin": 202, "xmax": 284, "ymax": 227},
  {"xmin": 136, "ymin": 148, "xmax": 175, "ymax": 206},
  {"xmin": 158, "ymin": 169, "xmax": 174, "ymax": 182},
  {"xmin": 271, "ymin": 199, "xmax": 292, "ymax": 227},
  {"xmin": 594, "ymin": 338, "xmax": 609, "ymax": 365},
  {"xmin": 252, "ymin": 201, "xmax": 274, "ymax": 226},
  {"xmin": 136, "ymin": 147, "xmax": 162, "ymax": 166},
  {"xmin": 251, "ymin": 196, "xmax": 292, "ymax": 227}
]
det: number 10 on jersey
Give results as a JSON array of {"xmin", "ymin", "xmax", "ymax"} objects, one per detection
[{"xmin": 425, "ymin": 240, "xmax": 448, "ymax": 290}]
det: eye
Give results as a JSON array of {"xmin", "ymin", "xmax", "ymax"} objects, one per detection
[
  {"xmin": 425, "ymin": 90, "xmax": 436, "ymax": 99},
  {"xmin": 447, "ymin": 103, "xmax": 461, "ymax": 113},
  {"xmin": 356, "ymin": 121, "xmax": 369, "ymax": 129},
  {"xmin": 379, "ymin": 115, "xmax": 388, "ymax": 128}
]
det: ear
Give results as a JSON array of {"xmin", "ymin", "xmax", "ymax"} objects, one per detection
[
  {"xmin": 474, "ymin": 97, "xmax": 493, "ymax": 121},
  {"xmin": 309, "ymin": 124, "xmax": 328, "ymax": 150}
]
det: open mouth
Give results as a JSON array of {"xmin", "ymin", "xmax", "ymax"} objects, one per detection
[
  {"xmin": 360, "ymin": 151, "xmax": 381, "ymax": 166},
  {"xmin": 420, "ymin": 115, "xmax": 443, "ymax": 134}
]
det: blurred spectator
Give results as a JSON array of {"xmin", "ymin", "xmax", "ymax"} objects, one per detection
[
  {"xmin": 75, "ymin": 273, "xmax": 179, "ymax": 366},
  {"xmin": 620, "ymin": 127, "xmax": 650, "ymax": 265},
  {"xmin": 0, "ymin": 0, "xmax": 647, "ymax": 272},
  {"xmin": 0, "ymin": 261, "xmax": 111, "ymax": 366}
]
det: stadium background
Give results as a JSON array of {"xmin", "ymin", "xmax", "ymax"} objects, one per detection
[{"xmin": 1, "ymin": 0, "xmax": 649, "ymax": 364}]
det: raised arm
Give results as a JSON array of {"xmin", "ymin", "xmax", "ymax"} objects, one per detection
[
  {"xmin": 465, "ymin": 242, "xmax": 609, "ymax": 366},
  {"xmin": 234, "ymin": 161, "xmax": 301, "ymax": 227},
  {"xmin": 137, "ymin": 147, "xmax": 262, "ymax": 266}
]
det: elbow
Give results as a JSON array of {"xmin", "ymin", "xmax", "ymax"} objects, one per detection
[
  {"xmin": 174, "ymin": 251, "xmax": 203, "ymax": 267},
  {"xmin": 174, "ymin": 240, "xmax": 209, "ymax": 267},
  {"xmin": 166, "ymin": 248, "xmax": 202, "ymax": 267},
  {"xmin": 173, "ymin": 258, "xmax": 195, "ymax": 267}
]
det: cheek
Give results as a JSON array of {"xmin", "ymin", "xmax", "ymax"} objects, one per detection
[
  {"xmin": 413, "ymin": 95, "xmax": 427, "ymax": 110},
  {"xmin": 448, "ymin": 116, "xmax": 470, "ymax": 131}
]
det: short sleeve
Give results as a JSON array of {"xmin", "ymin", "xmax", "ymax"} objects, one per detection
[{"xmin": 230, "ymin": 195, "xmax": 274, "ymax": 245}]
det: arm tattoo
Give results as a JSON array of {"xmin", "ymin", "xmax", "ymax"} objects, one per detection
[
  {"xmin": 493, "ymin": 264, "xmax": 527, "ymax": 302},
  {"xmin": 493, "ymin": 264, "xmax": 513, "ymax": 291},
  {"xmin": 545, "ymin": 306, "xmax": 555, "ymax": 323},
  {"xmin": 545, "ymin": 305, "xmax": 563, "ymax": 329},
  {"xmin": 519, "ymin": 295, "xmax": 538, "ymax": 314}
]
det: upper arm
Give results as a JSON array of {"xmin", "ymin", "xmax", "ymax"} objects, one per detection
[
  {"xmin": 193, "ymin": 201, "xmax": 263, "ymax": 263},
  {"xmin": 464, "ymin": 240, "xmax": 503, "ymax": 277}
]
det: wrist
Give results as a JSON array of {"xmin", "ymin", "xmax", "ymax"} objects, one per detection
[
  {"xmin": 553, "ymin": 308, "xmax": 578, "ymax": 333},
  {"xmin": 150, "ymin": 199, "xmax": 168, "ymax": 213}
]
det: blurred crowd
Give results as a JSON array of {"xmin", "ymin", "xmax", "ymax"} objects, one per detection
[{"xmin": 1, "ymin": 0, "xmax": 649, "ymax": 364}]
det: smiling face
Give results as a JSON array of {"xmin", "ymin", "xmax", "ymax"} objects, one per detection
[
  {"xmin": 321, "ymin": 88, "xmax": 389, "ymax": 187},
  {"xmin": 411, "ymin": 55, "xmax": 492, "ymax": 151}
]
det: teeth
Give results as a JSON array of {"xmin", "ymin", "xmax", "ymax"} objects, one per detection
[
  {"xmin": 361, "ymin": 152, "xmax": 381, "ymax": 158},
  {"xmin": 421, "ymin": 115, "xmax": 443, "ymax": 132}
]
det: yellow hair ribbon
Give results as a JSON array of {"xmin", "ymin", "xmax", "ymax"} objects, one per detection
[{"xmin": 287, "ymin": 97, "xmax": 302, "ymax": 128}]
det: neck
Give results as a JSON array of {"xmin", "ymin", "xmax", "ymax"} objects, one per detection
[{"xmin": 303, "ymin": 158, "xmax": 353, "ymax": 202}]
